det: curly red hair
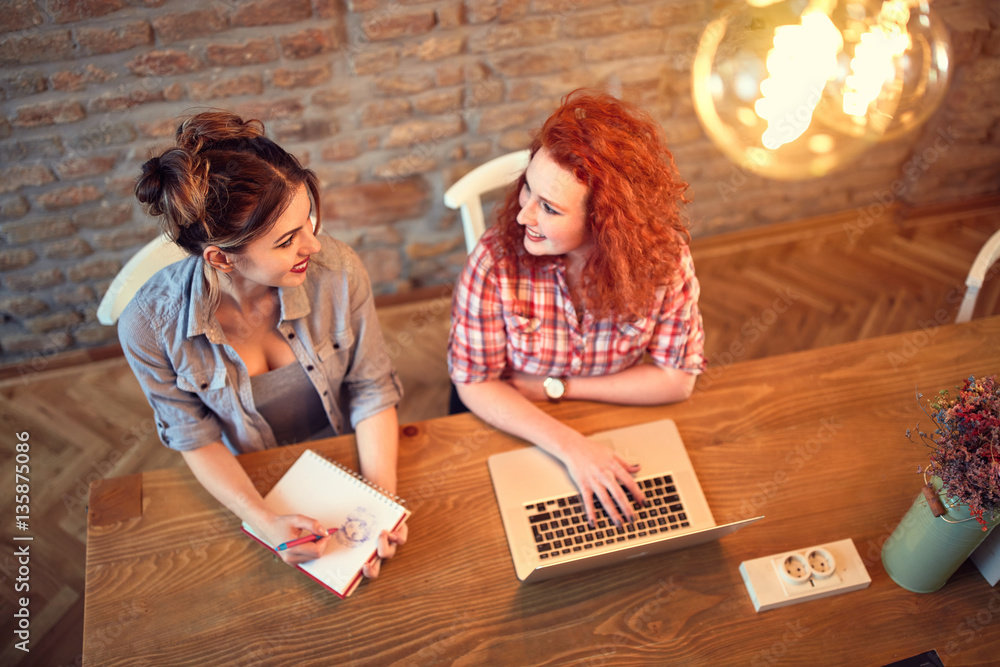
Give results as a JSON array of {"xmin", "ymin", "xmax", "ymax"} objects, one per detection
[{"xmin": 494, "ymin": 90, "xmax": 690, "ymax": 321}]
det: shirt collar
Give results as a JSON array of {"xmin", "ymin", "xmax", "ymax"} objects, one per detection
[
  {"xmin": 187, "ymin": 261, "xmax": 219, "ymax": 342},
  {"xmin": 279, "ymin": 280, "xmax": 311, "ymax": 321},
  {"xmin": 185, "ymin": 261, "xmax": 312, "ymax": 341}
]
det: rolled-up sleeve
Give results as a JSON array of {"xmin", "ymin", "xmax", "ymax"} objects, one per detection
[
  {"xmin": 340, "ymin": 251, "xmax": 403, "ymax": 429},
  {"xmin": 448, "ymin": 242, "xmax": 509, "ymax": 384},
  {"xmin": 118, "ymin": 303, "xmax": 223, "ymax": 451},
  {"xmin": 648, "ymin": 246, "xmax": 707, "ymax": 374}
]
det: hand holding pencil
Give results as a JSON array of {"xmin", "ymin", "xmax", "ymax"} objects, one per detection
[{"xmin": 265, "ymin": 514, "xmax": 334, "ymax": 565}]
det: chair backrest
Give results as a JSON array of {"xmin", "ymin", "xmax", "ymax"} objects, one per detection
[
  {"xmin": 96, "ymin": 233, "xmax": 190, "ymax": 325},
  {"xmin": 444, "ymin": 150, "xmax": 530, "ymax": 253},
  {"xmin": 956, "ymin": 229, "xmax": 1000, "ymax": 323}
]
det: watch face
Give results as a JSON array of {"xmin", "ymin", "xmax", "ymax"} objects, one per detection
[{"xmin": 544, "ymin": 377, "xmax": 565, "ymax": 399}]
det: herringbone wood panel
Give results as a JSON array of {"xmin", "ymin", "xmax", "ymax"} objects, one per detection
[
  {"xmin": 0, "ymin": 200, "xmax": 997, "ymax": 666},
  {"xmin": 695, "ymin": 203, "xmax": 1000, "ymax": 366}
]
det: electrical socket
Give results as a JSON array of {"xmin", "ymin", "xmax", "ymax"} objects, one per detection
[{"xmin": 739, "ymin": 538, "xmax": 871, "ymax": 612}]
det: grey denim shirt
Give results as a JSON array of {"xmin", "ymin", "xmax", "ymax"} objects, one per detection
[{"xmin": 119, "ymin": 234, "xmax": 402, "ymax": 455}]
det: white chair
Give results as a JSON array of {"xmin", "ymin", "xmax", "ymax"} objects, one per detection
[
  {"xmin": 956, "ymin": 229, "xmax": 1000, "ymax": 323},
  {"xmin": 96, "ymin": 233, "xmax": 189, "ymax": 325},
  {"xmin": 444, "ymin": 150, "xmax": 530, "ymax": 253}
]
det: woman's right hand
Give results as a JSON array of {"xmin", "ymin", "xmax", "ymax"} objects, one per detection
[
  {"xmin": 454, "ymin": 380, "xmax": 647, "ymax": 527},
  {"xmin": 259, "ymin": 513, "xmax": 332, "ymax": 566},
  {"xmin": 559, "ymin": 434, "xmax": 645, "ymax": 527},
  {"xmin": 179, "ymin": 444, "xmax": 331, "ymax": 566}
]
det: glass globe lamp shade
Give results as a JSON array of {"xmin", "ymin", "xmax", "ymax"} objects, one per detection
[
  {"xmin": 692, "ymin": 0, "xmax": 949, "ymax": 180},
  {"xmin": 870, "ymin": 3, "xmax": 951, "ymax": 140}
]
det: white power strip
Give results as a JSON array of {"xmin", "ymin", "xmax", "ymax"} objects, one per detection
[{"xmin": 739, "ymin": 538, "xmax": 871, "ymax": 612}]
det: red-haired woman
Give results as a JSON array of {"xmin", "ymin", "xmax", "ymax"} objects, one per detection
[{"xmin": 448, "ymin": 90, "xmax": 706, "ymax": 527}]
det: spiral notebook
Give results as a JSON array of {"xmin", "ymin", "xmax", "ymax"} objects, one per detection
[{"xmin": 242, "ymin": 449, "xmax": 410, "ymax": 598}]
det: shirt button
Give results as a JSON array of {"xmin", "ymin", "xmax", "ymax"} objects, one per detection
[
  {"xmin": 288, "ymin": 332, "xmax": 295, "ymax": 339},
  {"xmin": 306, "ymin": 365, "xmax": 315, "ymax": 372},
  {"xmin": 333, "ymin": 342, "xmax": 340, "ymax": 349},
  {"xmin": 200, "ymin": 383, "xmax": 208, "ymax": 389}
]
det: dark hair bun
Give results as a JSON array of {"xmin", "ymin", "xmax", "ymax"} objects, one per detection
[
  {"xmin": 134, "ymin": 111, "xmax": 264, "ymax": 243},
  {"xmin": 133, "ymin": 109, "xmax": 316, "ymax": 258},
  {"xmin": 176, "ymin": 111, "xmax": 264, "ymax": 154},
  {"xmin": 134, "ymin": 147, "xmax": 208, "ymax": 238}
]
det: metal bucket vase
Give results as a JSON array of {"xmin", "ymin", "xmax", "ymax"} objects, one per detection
[{"xmin": 882, "ymin": 476, "xmax": 999, "ymax": 593}]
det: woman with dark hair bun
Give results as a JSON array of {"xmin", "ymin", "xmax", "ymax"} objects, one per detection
[
  {"xmin": 121, "ymin": 111, "xmax": 406, "ymax": 575},
  {"xmin": 448, "ymin": 90, "xmax": 706, "ymax": 527}
]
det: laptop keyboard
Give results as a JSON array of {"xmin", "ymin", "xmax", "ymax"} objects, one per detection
[{"xmin": 525, "ymin": 474, "xmax": 690, "ymax": 560}]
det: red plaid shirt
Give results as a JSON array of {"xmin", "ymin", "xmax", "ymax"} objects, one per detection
[{"xmin": 448, "ymin": 229, "xmax": 706, "ymax": 384}]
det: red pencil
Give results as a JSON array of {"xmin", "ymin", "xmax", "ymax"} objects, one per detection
[{"xmin": 276, "ymin": 528, "xmax": 337, "ymax": 552}]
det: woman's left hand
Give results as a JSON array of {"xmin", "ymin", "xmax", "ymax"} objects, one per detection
[
  {"xmin": 362, "ymin": 520, "xmax": 408, "ymax": 579},
  {"xmin": 505, "ymin": 371, "xmax": 548, "ymax": 402}
]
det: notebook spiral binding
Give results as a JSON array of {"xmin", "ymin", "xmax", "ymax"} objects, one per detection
[{"xmin": 309, "ymin": 449, "xmax": 408, "ymax": 506}]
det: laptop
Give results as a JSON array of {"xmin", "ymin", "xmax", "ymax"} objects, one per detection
[{"xmin": 488, "ymin": 418, "xmax": 763, "ymax": 582}]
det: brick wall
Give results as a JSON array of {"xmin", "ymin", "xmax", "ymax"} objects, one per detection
[{"xmin": 1, "ymin": 0, "xmax": 998, "ymax": 365}]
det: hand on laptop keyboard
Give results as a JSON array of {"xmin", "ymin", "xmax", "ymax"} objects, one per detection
[
  {"xmin": 526, "ymin": 474, "xmax": 689, "ymax": 560},
  {"xmin": 561, "ymin": 436, "xmax": 645, "ymax": 526}
]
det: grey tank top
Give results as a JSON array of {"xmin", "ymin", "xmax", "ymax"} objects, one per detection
[{"xmin": 250, "ymin": 362, "xmax": 335, "ymax": 446}]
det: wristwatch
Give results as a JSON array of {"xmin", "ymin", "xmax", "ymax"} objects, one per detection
[{"xmin": 543, "ymin": 377, "xmax": 567, "ymax": 402}]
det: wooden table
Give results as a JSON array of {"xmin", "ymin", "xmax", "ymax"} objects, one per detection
[{"xmin": 84, "ymin": 317, "xmax": 1000, "ymax": 666}]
